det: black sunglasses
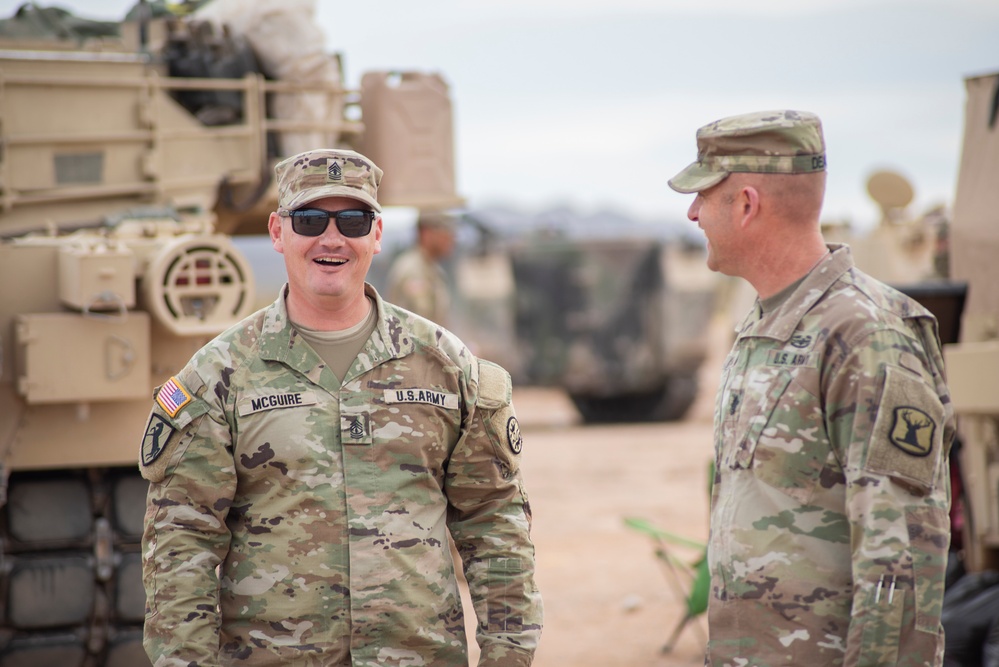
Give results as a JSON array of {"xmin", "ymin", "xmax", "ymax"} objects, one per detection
[{"xmin": 280, "ymin": 208, "xmax": 376, "ymax": 238}]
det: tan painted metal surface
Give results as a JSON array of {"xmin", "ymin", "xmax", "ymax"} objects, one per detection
[{"xmin": 944, "ymin": 69, "xmax": 999, "ymax": 570}]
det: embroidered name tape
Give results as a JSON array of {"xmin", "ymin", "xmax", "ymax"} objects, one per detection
[
  {"xmin": 383, "ymin": 388, "xmax": 459, "ymax": 410},
  {"xmin": 238, "ymin": 391, "xmax": 318, "ymax": 416},
  {"xmin": 156, "ymin": 376, "xmax": 192, "ymax": 417}
]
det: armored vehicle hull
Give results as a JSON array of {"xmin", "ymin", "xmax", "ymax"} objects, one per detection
[{"xmin": 508, "ymin": 235, "xmax": 715, "ymax": 423}]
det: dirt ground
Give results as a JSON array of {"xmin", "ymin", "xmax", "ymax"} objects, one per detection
[{"xmin": 462, "ymin": 315, "xmax": 729, "ymax": 666}]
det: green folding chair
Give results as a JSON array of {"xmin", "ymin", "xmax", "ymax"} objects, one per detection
[
  {"xmin": 624, "ymin": 459, "xmax": 712, "ymax": 652},
  {"xmin": 624, "ymin": 516, "xmax": 709, "ymax": 652}
]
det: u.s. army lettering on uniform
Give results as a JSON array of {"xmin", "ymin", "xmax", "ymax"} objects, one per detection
[
  {"xmin": 383, "ymin": 388, "xmax": 459, "ymax": 410},
  {"xmin": 766, "ymin": 349, "xmax": 816, "ymax": 368}
]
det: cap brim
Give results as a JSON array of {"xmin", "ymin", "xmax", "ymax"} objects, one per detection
[
  {"xmin": 285, "ymin": 185, "xmax": 381, "ymax": 212},
  {"xmin": 667, "ymin": 161, "xmax": 729, "ymax": 194}
]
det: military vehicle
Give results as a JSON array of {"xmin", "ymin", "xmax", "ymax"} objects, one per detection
[
  {"xmin": 507, "ymin": 233, "xmax": 714, "ymax": 423},
  {"xmin": 821, "ymin": 168, "xmax": 944, "ymax": 286},
  {"xmin": 942, "ymin": 68, "xmax": 999, "ymax": 573},
  {"xmin": 0, "ymin": 4, "xmax": 459, "ymax": 665},
  {"xmin": 431, "ymin": 208, "xmax": 718, "ymax": 423}
]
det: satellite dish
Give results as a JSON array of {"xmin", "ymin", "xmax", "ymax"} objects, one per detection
[{"xmin": 866, "ymin": 170, "xmax": 914, "ymax": 220}]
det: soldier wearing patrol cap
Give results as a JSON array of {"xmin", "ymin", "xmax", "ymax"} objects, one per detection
[
  {"xmin": 386, "ymin": 208, "xmax": 457, "ymax": 327},
  {"xmin": 139, "ymin": 148, "xmax": 542, "ymax": 666},
  {"xmin": 669, "ymin": 110, "xmax": 953, "ymax": 666}
]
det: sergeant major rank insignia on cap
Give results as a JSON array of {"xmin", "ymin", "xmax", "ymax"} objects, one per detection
[
  {"xmin": 156, "ymin": 376, "xmax": 191, "ymax": 417},
  {"xmin": 328, "ymin": 159, "xmax": 342, "ymax": 181}
]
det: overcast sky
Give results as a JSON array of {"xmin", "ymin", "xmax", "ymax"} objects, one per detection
[{"xmin": 4, "ymin": 0, "xmax": 997, "ymax": 231}]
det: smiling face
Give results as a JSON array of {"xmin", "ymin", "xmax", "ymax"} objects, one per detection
[
  {"xmin": 268, "ymin": 195, "xmax": 382, "ymax": 327},
  {"xmin": 686, "ymin": 179, "xmax": 741, "ymax": 276}
]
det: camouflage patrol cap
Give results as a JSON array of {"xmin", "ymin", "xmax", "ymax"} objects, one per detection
[
  {"xmin": 275, "ymin": 148, "xmax": 383, "ymax": 212},
  {"xmin": 668, "ymin": 110, "xmax": 826, "ymax": 194},
  {"xmin": 417, "ymin": 209, "xmax": 457, "ymax": 230}
]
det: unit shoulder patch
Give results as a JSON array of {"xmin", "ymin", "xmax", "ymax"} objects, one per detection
[
  {"xmin": 866, "ymin": 364, "xmax": 945, "ymax": 493},
  {"xmin": 507, "ymin": 416, "xmax": 523, "ymax": 454},
  {"xmin": 141, "ymin": 413, "xmax": 175, "ymax": 466},
  {"xmin": 888, "ymin": 406, "xmax": 936, "ymax": 457}
]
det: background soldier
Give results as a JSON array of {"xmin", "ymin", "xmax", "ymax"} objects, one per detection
[{"xmin": 386, "ymin": 209, "xmax": 457, "ymax": 326}]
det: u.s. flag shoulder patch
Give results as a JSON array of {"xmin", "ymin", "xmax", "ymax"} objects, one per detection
[{"xmin": 156, "ymin": 376, "xmax": 192, "ymax": 417}]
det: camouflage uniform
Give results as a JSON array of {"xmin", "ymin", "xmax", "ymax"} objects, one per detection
[
  {"xmin": 707, "ymin": 244, "xmax": 953, "ymax": 666},
  {"xmin": 387, "ymin": 245, "xmax": 451, "ymax": 326},
  {"xmin": 140, "ymin": 284, "xmax": 542, "ymax": 666}
]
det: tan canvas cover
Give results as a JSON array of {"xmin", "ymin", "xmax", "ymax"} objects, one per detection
[
  {"xmin": 950, "ymin": 71, "xmax": 999, "ymax": 342},
  {"xmin": 194, "ymin": 0, "xmax": 343, "ymax": 156}
]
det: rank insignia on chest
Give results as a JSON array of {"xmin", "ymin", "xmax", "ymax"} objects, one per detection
[{"xmin": 341, "ymin": 412, "xmax": 371, "ymax": 445}]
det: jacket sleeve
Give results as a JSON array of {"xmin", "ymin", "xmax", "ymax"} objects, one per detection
[
  {"xmin": 140, "ymin": 367, "xmax": 236, "ymax": 667},
  {"xmin": 445, "ymin": 359, "xmax": 543, "ymax": 667},
  {"xmin": 827, "ymin": 327, "xmax": 952, "ymax": 667}
]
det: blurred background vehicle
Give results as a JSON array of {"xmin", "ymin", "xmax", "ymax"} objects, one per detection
[{"xmin": 364, "ymin": 205, "xmax": 718, "ymax": 424}]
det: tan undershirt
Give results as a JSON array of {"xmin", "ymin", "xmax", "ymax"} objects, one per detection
[
  {"xmin": 760, "ymin": 251, "xmax": 830, "ymax": 314},
  {"xmin": 293, "ymin": 298, "xmax": 378, "ymax": 384},
  {"xmin": 760, "ymin": 274, "xmax": 806, "ymax": 314}
]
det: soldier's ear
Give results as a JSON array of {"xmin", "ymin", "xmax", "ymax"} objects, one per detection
[
  {"xmin": 268, "ymin": 212, "xmax": 285, "ymax": 254},
  {"xmin": 738, "ymin": 186, "xmax": 760, "ymax": 228},
  {"xmin": 372, "ymin": 216, "xmax": 383, "ymax": 255}
]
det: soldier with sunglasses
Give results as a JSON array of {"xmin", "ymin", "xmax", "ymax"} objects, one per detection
[{"xmin": 139, "ymin": 148, "xmax": 543, "ymax": 666}]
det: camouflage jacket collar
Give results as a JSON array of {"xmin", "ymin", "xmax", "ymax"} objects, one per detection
[
  {"xmin": 357, "ymin": 283, "xmax": 418, "ymax": 376},
  {"xmin": 257, "ymin": 284, "xmax": 414, "ymax": 382},
  {"xmin": 737, "ymin": 243, "xmax": 853, "ymax": 342}
]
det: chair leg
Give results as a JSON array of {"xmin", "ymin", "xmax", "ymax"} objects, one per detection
[{"xmin": 661, "ymin": 613, "xmax": 691, "ymax": 653}]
